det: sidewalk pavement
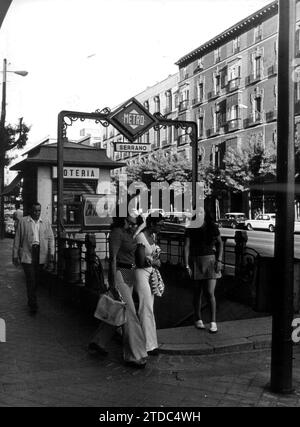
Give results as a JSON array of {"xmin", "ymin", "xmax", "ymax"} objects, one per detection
[{"xmin": 0, "ymin": 238, "xmax": 300, "ymax": 407}]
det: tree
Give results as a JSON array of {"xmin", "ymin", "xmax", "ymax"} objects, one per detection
[
  {"xmin": 0, "ymin": 118, "xmax": 30, "ymax": 238},
  {"xmin": 223, "ymin": 138, "xmax": 277, "ymax": 193},
  {"xmin": 126, "ymin": 150, "xmax": 192, "ymax": 186}
]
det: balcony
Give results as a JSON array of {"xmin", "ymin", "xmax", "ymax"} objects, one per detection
[
  {"xmin": 207, "ymin": 90, "xmax": 220, "ymax": 101},
  {"xmin": 227, "ymin": 118, "xmax": 242, "ymax": 132},
  {"xmin": 245, "ymin": 73, "xmax": 262, "ymax": 86},
  {"xmin": 227, "ymin": 77, "xmax": 241, "ymax": 92},
  {"xmin": 192, "ymin": 97, "xmax": 204, "ymax": 106},
  {"xmin": 177, "ymin": 135, "xmax": 190, "ymax": 147},
  {"xmin": 244, "ymin": 111, "xmax": 265, "ymax": 127},
  {"xmin": 161, "ymin": 139, "xmax": 171, "ymax": 147},
  {"xmin": 163, "ymin": 106, "xmax": 172, "ymax": 115},
  {"xmin": 266, "ymin": 110, "xmax": 277, "ymax": 122},
  {"xmin": 267, "ymin": 65, "xmax": 277, "ymax": 77},
  {"xmin": 206, "ymin": 127, "xmax": 220, "ymax": 138},
  {"xmin": 178, "ymin": 100, "xmax": 189, "ymax": 112}
]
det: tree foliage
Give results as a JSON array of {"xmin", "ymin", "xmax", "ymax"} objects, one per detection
[
  {"xmin": 201, "ymin": 138, "xmax": 277, "ymax": 197},
  {"xmin": 0, "ymin": 119, "xmax": 30, "ymax": 167},
  {"xmin": 125, "ymin": 150, "xmax": 192, "ymax": 186}
]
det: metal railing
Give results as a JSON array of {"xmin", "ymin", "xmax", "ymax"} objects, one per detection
[{"xmin": 53, "ymin": 230, "xmax": 260, "ymax": 291}]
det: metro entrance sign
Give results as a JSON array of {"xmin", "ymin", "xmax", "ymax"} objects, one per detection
[
  {"xmin": 115, "ymin": 142, "xmax": 151, "ymax": 153},
  {"xmin": 57, "ymin": 100, "xmax": 198, "ymax": 275},
  {"xmin": 110, "ymin": 98, "xmax": 155, "ymax": 142}
]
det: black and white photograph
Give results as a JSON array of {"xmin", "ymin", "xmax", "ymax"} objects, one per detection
[{"xmin": 0, "ymin": 0, "xmax": 300, "ymax": 410}]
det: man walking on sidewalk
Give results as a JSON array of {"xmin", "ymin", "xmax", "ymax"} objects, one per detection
[{"xmin": 12, "ymin": 202, "xmax": 55, "ymax": 314}]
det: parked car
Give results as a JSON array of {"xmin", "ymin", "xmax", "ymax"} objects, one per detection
[
  {"xmin": 162, "ymin": 211, "xmax": 192, "ymax": 233},
  {"xmin": 245, "ymin": 213, "xmax": 276, "ymax": 232},
  {"xmin": 217, "ymin": 212, "xmax": 247, "ymax": 229}
]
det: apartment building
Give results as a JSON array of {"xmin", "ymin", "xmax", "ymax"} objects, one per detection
[
  {"xmin": 175, "ymin": 0, "xmax": 282, "ymax": 215},
  {"xmin": 96, "ymin": 0, "xmax": 300, "ymax": 217}
]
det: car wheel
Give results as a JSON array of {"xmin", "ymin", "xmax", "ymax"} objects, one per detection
[
  {"xmin": 246, "ymin": 223, "xmax": 253, "ymax": 231},
  {"xmin": 269, "ymin": 224, "xmax": 275, "ymax": 232}
]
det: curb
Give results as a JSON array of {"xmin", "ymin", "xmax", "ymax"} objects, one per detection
[{"xmin": 158, "ymin": 336, "xmax": 272, "ymax": 355}]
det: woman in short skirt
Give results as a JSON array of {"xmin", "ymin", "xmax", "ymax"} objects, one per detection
[{"xmin": 184, "ymin": 209, "xmax": 223, "ymax": 333}]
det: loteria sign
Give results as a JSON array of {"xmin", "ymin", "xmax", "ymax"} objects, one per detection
[{"xmin": 52, "ymin": 166, "xmax": 99, "ymax": 179}]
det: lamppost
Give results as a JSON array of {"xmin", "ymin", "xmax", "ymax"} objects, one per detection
[{"xmin": 0, "ymin": 58, "xmax": 28, "ymax": 239}]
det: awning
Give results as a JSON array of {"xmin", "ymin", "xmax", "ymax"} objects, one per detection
[{"xmin": 0, "ymin": 172, "xmax": 23, "ymax": 196}]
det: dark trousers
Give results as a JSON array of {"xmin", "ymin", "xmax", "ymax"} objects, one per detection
[{"xmin": 22, "ymin": 245, "xmax": 43, "ymax": 308}]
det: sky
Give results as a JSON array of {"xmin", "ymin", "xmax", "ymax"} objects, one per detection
[{"xmin": 0, "ymin": 0, "xmax": 272, "ymax": 148}]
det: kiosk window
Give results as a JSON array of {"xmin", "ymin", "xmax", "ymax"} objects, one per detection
[{"xmin": 52, "ymin": 179, "xmax": 97, "ymax": 227}]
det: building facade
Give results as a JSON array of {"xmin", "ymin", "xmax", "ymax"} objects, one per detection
[
  {"xmin": 176, "ymin": 0, "xmax": 281, "ymax": 216},
  {"xmin": 97, "ymin": 0, "xmax": 300, "ymax": 218}
]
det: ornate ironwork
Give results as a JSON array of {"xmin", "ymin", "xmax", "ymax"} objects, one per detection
[{"xmin": 95, "ymin": 107, "xmax": 111, "ymax": 127}]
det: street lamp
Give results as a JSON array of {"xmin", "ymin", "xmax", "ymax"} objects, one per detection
[{"xmin": 0, "ymin": 58, "xmax": 28, "ymax": 239}]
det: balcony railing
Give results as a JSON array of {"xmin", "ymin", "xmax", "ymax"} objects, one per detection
[
  {"xmin": 178, "ymin": 100, "xmax": 189, "ymax": 112},
  {"xmin": 244, "ymin": 111, "xmax": 265, "ymax": 127},
  {"xmin": 267, "ymin": 65, "xmax": 277, "ymax": 77},
  {"xmin": 227, "ymin": 118, "xmax": 242, "ymax": 131},
  {"xmin": 192, "ymin": 97, "xmax": 204, "ymax": 106},
  {"xmin": 266, "ymin": 110, "xmax": 277, "ymax": 122},
  {"xmin": 163, "ymin": 106, "xmax": 172, "ymax": 115},
  {"xmin": 206, "ymin": 127, "xmax": 220, "ymax": 138},
  {"xmin": 227, "ymin": 77, "xmax": 241, "ymax": 92},
  {"xmin": 207, "ymin": 90, "xmax": 220, "ymax": 101},
  {"xmin": 245, "ymin": 73, "xmax": 262, "ymax": 86}
]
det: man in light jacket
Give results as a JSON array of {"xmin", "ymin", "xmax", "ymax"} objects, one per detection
[{"xmin": 12, "ymin": 202, "xmax": 55, "ymax": 314}]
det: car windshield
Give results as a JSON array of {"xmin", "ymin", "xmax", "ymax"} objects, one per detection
[{"xmin": 225, "ymin": 214, "xmax": 245, "ymax": 219}]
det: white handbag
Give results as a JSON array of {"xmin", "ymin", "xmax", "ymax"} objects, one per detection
[{"xmin": 94, "ymin": 292, "xmax": 127, "ymax": 327}]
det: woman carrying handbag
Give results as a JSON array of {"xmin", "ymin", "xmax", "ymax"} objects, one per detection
[
  {"xmin": 134, "ymin": 215, "xmax": 164, "ymax": 356},
  {"xmin": 89, "ymin": 215, "xmax": 148, "ymax": 369}
]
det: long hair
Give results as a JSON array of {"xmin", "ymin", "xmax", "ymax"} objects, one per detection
[
  {"xmin": 145, "ymin": 214, "xmax": 164, "ymax": 229},
  {"xmin": 110, "ymin": 217, "xmax": 126, "ymax": 229},
  {"xmin": 202, "ymin": 209, "xmax": 217, "ymax": 244}
]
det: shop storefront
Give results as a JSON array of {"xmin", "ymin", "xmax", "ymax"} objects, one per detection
[{"xmin": 11, "ymin": 139, "xmax": 123, "ymax": 231}]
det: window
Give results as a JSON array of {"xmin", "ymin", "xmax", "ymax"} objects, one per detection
[
  {"xmin": 230, "ymin": 105, "xmax": 239, "ymax": 120},
  {"xmin": 296, "ymin": 25, "xmax": 300, "ymax": 57},
  {"xmin": 229, "ymin": 62, "xmax": 241, "ymax": 81},
  {"xmin": 144, "ymin": 100, "xmax": 149, "ymax": 110},
  {"xmin": 254, "ymin": 24, "xmax": 263, "ymax": 42},
  {"xmin": 214, "ymin": 47, "xmax": 221, "ymax": 63},
  {"xmin": 153, "ymin": 128, "xmax": 160, "ymax": 149},
  {"xmin": 197, "ymin": 115, "xmax": 204, "ymax": 137},
  {"xmin": 211, "ymin": 143, "xmax": 225, "ymax": 168},
  {"xmin": 214, "ymin": 74, "xmax": 221, "ymax": 94},
  {"xmin": 165, "ymin": 90, "xmax": 172, "ymax": 113},
  {"xmin": 254, "ymin": 55, "xmax": 262, "ymax": 78},
  {"xmin": 233, "ymin": 36, "xmax": 240, "ymax": 53},
  {"xmin": 154, "ymin": 95, "xmax": 160, "ymax": 113},
  {"xmin": 197, "ymin": 82, "xmax": 204, "ymax": 102},
  {"xmin": 220, "ymin": 66, "xmax": 228, "ymax": 89},
  {"xmin": 195, "ymin": 57, "xmax": 203, "ymax": 72}
]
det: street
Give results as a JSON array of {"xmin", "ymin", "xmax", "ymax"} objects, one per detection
[{"xmin": 221, "ymin": 228, "xmax": 300, "ymax": 258}]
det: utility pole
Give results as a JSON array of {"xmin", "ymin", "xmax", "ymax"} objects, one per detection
[
  {"xmin": 271, "ymin": 0, "xmax": 296, "ymax": 394},
  {"xmin": 0, "ymin": 58, "xmax": 7, "ymax": 239}
]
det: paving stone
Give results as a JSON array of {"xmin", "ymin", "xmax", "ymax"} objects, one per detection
[{"xmin": 1, "ymin": 238, "xmax": 300, "ymax": 407}]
